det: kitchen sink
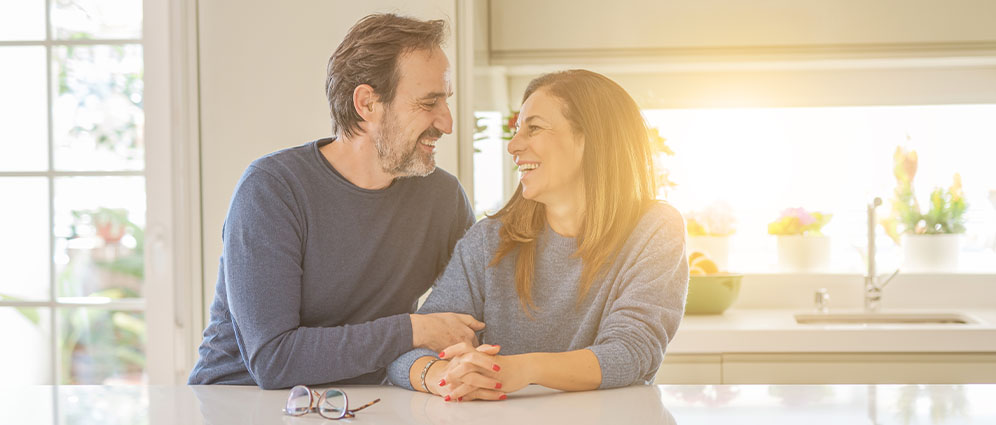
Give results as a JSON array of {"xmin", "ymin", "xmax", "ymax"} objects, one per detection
[{"xmin": 794, "ymin": 312, "xmax": 978, "ymax": 325}]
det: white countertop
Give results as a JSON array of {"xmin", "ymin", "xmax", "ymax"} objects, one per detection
[
  {"xmin": 5, "ymin": 383, "xmax": 995, "ymax": 424},
  {"xmin": 669, "ymin": 309, "xmax": 996, "ymax": 354}
]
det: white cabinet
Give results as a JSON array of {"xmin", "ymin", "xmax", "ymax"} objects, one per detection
[
  {"xmin": 489, "ymin": 0, "xmax": 996, "ymax": 61},
  {"xmin": 656, "ymin": 355, "xmax": 723, "ymax": 384},
  {"xmin": 657, "ymin": 353, "xmax": 996, "ymax": 384}
]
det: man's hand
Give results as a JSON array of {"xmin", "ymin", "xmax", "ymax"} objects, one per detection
[{"xmin": 410, "ymin": 313, "xmax": 485, "ymax": 352}]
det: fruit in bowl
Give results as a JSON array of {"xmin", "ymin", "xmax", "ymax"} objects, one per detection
[{"xmin": 685, "ymin": 251, "xmax": 743, "ymax": 315}]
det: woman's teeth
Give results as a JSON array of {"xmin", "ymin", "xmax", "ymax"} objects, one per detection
[{"xmin": 519, "ymin": 163, "xmax": 539, "ymax": 171}]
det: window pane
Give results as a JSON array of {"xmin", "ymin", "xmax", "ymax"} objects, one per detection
[
  {"xmin": 0, "ymin": 307, "xmax": 53, "ymax": 385},
  {"xmin": 52, "ymin": 44, "xmax": 144, "ymax": 171},
  {"xmin": 59, "ymin": 308, "xmax": 145, "ymax": 384},
  {"xmin": 473, "ymin": 111, "xmax": 508, "ymax": 215},
  {"xmin": 0, "ymin": 0, "xmax": 46, "ymax": 40},
  {"xmin": 0, "ymin": 178, "xmax": 50, "ymax": 300},
  {"xmin": 54, "ymin": 176, "xmax": 145, "ymax": 299},
  {"xmin": 51, "ymin": 0, "xmax": 142, "ymax": 40},
  {"xmin": 644, "ymin": 104, "xmax": 996, "ymax": 273},
  {"xmin": 0, "ymin": 47, "xmax": 48, "ymax": 171}
]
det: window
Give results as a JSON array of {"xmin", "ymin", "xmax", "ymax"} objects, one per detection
[
  {"xmin": 644, "ymin": 104, "xmax": 996, "ymax": 274},
  {"xmin": 473, "ymin": 111, "xmax": 514, "ymax": 216},
  {"xmin": 0, "ymin": 0, "xmax": 146, "ymax": 385}
]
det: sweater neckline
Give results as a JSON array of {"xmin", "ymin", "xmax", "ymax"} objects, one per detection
[{"xmin": 313, "ymin": 138, "xmax": 403, "ymax": 196}]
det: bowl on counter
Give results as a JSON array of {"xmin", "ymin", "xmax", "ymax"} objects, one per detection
[{"xmin": 684, "ymin": 273, "xmax": 743, "ymax": 315}]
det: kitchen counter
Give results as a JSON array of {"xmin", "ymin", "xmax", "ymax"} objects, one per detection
[
  {"xmin": 5, "ymin": 383, "xmax": 995, "ymax": 424},
  {"xmin": 669, "ymin": 309, "xmax": 996, "ymax": 353}
]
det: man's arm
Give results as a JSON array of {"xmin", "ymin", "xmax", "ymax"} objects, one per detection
[{"xmin": 224, "ymin": 166, "xmax": 479, "ymax": 389}]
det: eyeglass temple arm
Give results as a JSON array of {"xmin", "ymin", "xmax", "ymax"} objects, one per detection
[{"xmin": 348, "ymin": 398, "xmax": 382, "ymax": 413}]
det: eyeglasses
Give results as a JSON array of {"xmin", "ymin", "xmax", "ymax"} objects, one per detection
[{"xmin": 283, "ymin": 385, "xmax": 381, "ymax": 420}]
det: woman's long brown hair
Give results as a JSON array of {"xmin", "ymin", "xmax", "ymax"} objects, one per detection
[{"xmin": 489, "ymin": 70, "xmax": 657, "ymax": 314}]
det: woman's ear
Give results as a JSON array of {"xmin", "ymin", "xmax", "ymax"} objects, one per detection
[{"xmin": 353, "ymin": 84, "xmax": 380, "ymax": 122}]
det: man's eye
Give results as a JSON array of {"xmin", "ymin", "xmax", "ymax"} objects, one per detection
[{"xmin": 422, "ymin": 101, "xmax": 437, "ymax": 109}]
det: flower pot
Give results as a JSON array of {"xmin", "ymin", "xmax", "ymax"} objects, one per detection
[
  {"xmin": 901, "ymin": 234, "xmax": 960, "ymax": 272},
  {"xmin": 776, "ymin": 235, "xmax": 831, "ymax": 272},
  {"xmin": 686, "ymin": 236, "xmax": 730, "ymax": 271}
]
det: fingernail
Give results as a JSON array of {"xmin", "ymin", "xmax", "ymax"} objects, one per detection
[
  {"xmin": 439, "ymin": 351, "xmax": 445, "ymax": 358},
  {"xmin": 458, "ymin": 396, "xmax": 464, "ymax": 402},
  {"xmin": 493, "ymin": 364, "xmax": 501, "ymax": 372},
  {"xmin": 495, "ymin": 383, "xmax": 502, "ymax": 389},
  {"xmin": 499, "ymin": 394, "xmax": 507, "ymax": 400},
  {"xmin": 438, "ymin": 379, "xmax": 446, "ymax": 386},
  {"xmin": 495, "ymin": 345, "xmax": 501, "ymax": 350},
  {"xmin": 444, "ymin": 395, "xmax": 451, "ymax": 402}
]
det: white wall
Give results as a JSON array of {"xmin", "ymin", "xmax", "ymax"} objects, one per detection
[{"xmin": 197, "ymin": 1, "xmax": 464, "ymax": 321}]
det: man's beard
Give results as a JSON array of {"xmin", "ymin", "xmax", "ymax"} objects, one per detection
[{"xmin": 374, "ymin": 111, "xmax": 441, "ymax": 177}]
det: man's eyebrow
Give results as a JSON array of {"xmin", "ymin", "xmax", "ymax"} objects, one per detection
[{"xmin": 420, "ymin": 91, "xmax": 453, "ymax": 100}]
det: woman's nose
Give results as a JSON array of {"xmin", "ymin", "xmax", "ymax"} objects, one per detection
[{"xmin": 507, "ymin": 130, "xmax": 524, "ymax": 156}]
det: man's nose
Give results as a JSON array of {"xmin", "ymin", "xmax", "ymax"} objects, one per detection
[{"xmin": 436, "ymin": 101, "xmax": 453, "ymax": 134}]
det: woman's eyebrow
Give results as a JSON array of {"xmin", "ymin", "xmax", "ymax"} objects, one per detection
[{"xmin": 519, "ymin": 115, "xmax": 549, "ymax": 127}]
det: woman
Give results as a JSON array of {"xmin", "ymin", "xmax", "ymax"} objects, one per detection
[{"xmin": 387, "ymin": 70, "xmax": 688, "ymax": 401}]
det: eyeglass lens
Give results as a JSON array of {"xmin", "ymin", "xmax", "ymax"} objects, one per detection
[
  {"xmin": 319, "ymin": 389, "xmax": 347, "ymax": 419},
  {"xmin": 285, "ymin": 385, "xmax": 313, "ymax": 415}
]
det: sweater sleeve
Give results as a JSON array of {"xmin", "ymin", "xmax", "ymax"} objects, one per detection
[
  {"xmin": 224, "ymin": 166, "xmax": 413, "ymax": 390},
  {"xmin": 386, "ymin": 221, "xmax": 489, "ymax": 389},
  {"xmin": 588, "ymin": 205, "xmax": 689, "ymax": 389}
]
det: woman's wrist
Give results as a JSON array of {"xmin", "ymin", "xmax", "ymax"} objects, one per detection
[
  {"xmin": 503, "ymin": 353, "xmax": 540, "ymax": 386},
  {"xmin": 424, "ymin": 359, "xmax": 449, "ymax": 395}
]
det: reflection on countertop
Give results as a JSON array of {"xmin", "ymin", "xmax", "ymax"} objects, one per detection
[{"xmin": 3, "ymin": 383, "xmax": 995, "ymax": 424}]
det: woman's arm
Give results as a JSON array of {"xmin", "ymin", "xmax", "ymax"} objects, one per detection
[
  {"xmin": 386, "ymin": 221, "xmax": 492, "ymax": 391},
  {"xmin": 438, "ymin": 205, "xmax": 688, "ymax": 399}
]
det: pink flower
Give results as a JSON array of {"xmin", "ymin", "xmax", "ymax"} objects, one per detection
[{"xmin": 781, "ymin": 207, "xmax": 815, "ymax": 226}]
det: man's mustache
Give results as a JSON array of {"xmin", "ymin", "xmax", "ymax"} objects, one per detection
[{"xmin": 419, "ymin": 128, "xmax": 443, "ymax": 140}]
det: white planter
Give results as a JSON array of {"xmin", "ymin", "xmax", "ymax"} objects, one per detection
[
  {"xmin": 902, "ymin": 234, "xmax": 961, "ymax": 272},
  {"xmin": 776, "ymin": 235, "xmax": 831, "ymax": 272},
  {"xmin": 687, "ymin": 236, "xmax": 730, "ymax": 271}
]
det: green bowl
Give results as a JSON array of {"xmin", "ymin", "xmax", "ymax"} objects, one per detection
[{"xmin": 685, "ymin": 273, "xmax": 743, "ymax": 315}]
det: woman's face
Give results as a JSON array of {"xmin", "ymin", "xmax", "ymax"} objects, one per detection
[{"xmin": 508, "ymin": 89, "xmax": 585, "ymax": 205}]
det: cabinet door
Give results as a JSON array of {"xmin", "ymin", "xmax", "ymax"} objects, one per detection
[
  {"xmin": 490, "ymin": 0, "xmax": 996, "ymax": 56},
  {"xmin": 655, "ymin": 354, "xmax": 722, "ymax": 384},
  {"xmin": 721, "ymin": 353, "xmax": 996, "ymax": 384}
]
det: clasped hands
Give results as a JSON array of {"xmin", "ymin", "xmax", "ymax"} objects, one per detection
[{"xmin": 425, "ymin": 342, "xmax": 531, "ymax": 402}]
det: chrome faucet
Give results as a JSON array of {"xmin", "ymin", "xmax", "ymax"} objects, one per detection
[{"xmin": 865, "ymin": 197, "xmax": 899, "ymax": 312}]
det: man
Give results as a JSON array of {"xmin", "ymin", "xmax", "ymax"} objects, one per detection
[{"xmin": 188, "ymin": 14, "xmax": 481, "ymax": 389}]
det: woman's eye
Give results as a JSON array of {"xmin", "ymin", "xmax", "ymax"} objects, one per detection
[{"xmin": 529, "ymin": 125, "xmax": 542, "ymax": 134}]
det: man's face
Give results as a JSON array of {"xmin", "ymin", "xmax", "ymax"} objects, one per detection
[{"xmin": 374, "ymin": 46, "xmax": 454, "ymax": 177}]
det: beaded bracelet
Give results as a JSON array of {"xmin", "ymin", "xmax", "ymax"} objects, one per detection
[{"xmin": 420, "ymin": 358, "xmax": 442, "ymax": 393}]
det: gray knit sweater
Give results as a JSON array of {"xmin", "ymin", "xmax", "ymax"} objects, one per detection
[{"xmin": 387, "ymin": 202, "xmax": 689, "ymax": 390}]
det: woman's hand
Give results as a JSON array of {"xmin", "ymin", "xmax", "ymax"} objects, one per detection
[
  {"xmin": 433, "ymin": 342, "xmax": 504, "ymax": 401},
  {"xmin": 436, "ymin": 343, "xmax": 535, "ymax": 401}
]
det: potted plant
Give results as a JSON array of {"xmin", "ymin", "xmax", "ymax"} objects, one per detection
[
  {"xmin": 881, "ymin": 146, "xmax": 967, "ymax": 272},
  {"xmin": 768, "ymin": 207, "xmax": 833, "ymax": 272},
  {"xmin": 685, "ymin": 202, "xmax": 736, "ymax": 270}
]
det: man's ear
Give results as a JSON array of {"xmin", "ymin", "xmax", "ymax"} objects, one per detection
[{"xmin": 353, "ymin": 84, "xmax": 381, "ymax": 122}]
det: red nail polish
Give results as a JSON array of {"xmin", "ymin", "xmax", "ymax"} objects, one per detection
[
  {"xmin": 458, "ymin": 396, "xmax": 464, "ymax": 402},
  {"xmin": 438, "ymin": 351, "xmax": 445, "ymax": 358},
  {"xmin": 439, "ymin": 379, "xmax": 446, "ymax": 386},
  {"xmin": 444, "ymin": 395, "xmax": 451, "ymax": 402},
  {"xmin": 493, "ymin": 364, "xmax": 501, "ymax": 372},
  {"xmin": 495, "ymin": 383, "xmax": 502, "ymax": 389},
  {"xmin": 499, "ymin": 394, "xmax": 507, "ymax": 400}
]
